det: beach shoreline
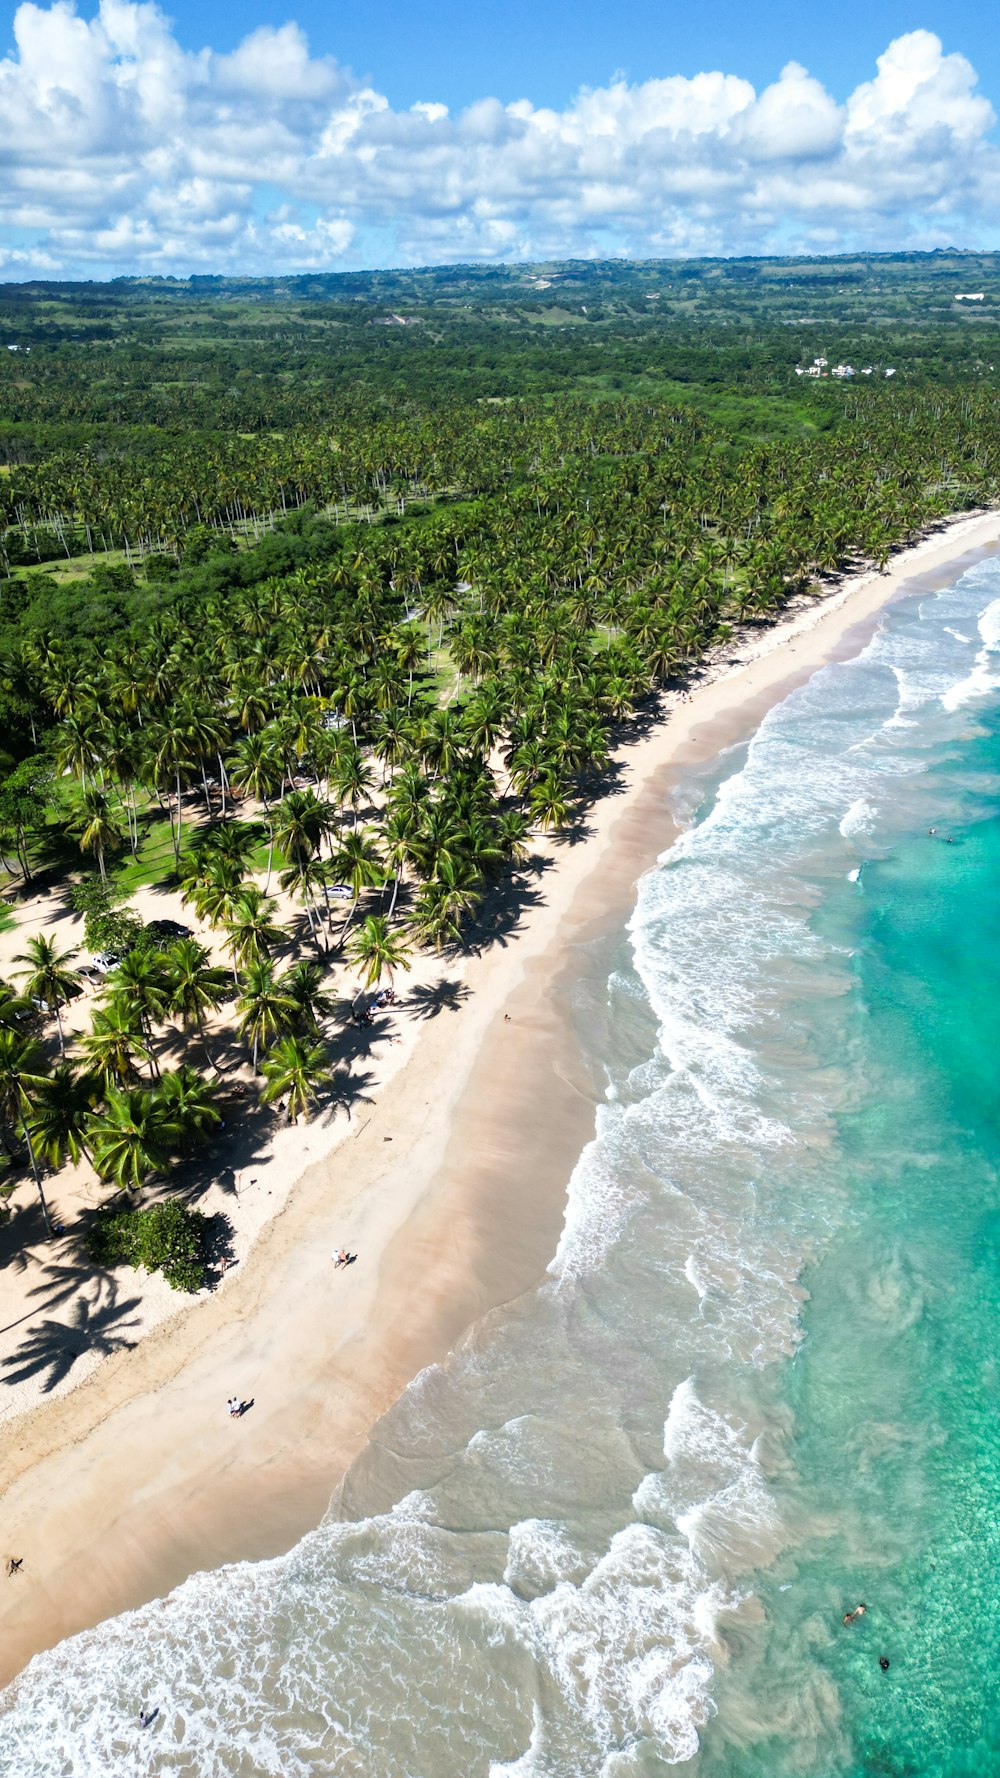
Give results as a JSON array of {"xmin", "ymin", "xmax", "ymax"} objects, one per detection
[{"xmin": 3, "ymin": 507, "xmax": 1000, "ymax": 1690}]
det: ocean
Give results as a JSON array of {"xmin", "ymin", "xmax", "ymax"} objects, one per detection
[{"xmin": 3, "ymin": 557, "xmax": 1000, "ymax": 1775}]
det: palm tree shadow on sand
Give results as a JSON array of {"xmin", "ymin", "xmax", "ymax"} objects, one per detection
[
  {"xmin": 404, "ymin": 980, "xmax": 472, "ymax": 1020},
  {"xmin": 1, "ymin": 1280, "xmax": 142, "ymax": 1392}
]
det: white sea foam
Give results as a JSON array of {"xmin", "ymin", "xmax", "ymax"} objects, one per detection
[
  {"xmin": 940, "ymin": 594, "xmax": 1000, "ymax": 711},
  {"xmin": 838, "ymin": 797, "xmax": 875, "ymax": 840}
]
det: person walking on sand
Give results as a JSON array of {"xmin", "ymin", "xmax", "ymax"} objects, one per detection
[
  {"xmin": 6, "ymin": 1557, "xmax": 23, "ymax": 1576},
  {"xmin": 333, "ymin": 1248, "xmax": 349, "ymax": 1268}
]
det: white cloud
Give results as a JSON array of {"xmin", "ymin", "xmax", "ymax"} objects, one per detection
[{"xmin": 0, "ymin": 6, "xmax": 997, "ymax": 276}]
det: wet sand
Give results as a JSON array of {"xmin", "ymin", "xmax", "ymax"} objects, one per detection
[{"xmin": 2, "ymin": 508, "xmax": 999, "ymax": 1688}]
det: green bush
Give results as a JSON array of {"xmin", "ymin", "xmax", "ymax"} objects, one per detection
[{"xmin": 87, "ymin": 1200, "xmax": 208, "ymax": 1291}]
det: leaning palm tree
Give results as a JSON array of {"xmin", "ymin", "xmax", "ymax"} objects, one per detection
[
  {"xmin": 14, "ymin": 935, "xmax": 80, "ymax": 1055},
  {"xmin": 236, "ymin": 960, "xmax": 298, "ymax": 1073},
  {"xmin": 0, "ymin": 1028, "xmax": 52, "ymax": 1228},
  {"xmin": 164, "ymin": 938, "xmax": 231, "ymax": 1073},
  {"xmin": 28, "ymin": 1062, "xmax": 99, "ymax": 1170},
  {"xmin": 348, "ymin": 915, "xmax": 413, "ymax": 992},
  {"xmin": 87, "ymin": 1084, "xmax": 179, "ymax": 1191},
  {"xmin": 259, "ymin": 1035, "xmax": 333, "ymax": 1125}
]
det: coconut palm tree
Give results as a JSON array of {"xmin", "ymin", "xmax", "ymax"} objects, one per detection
[
  {"xmin": 280, "ymin": 958, "xmax": 337, "ymax": 1036},
  {"xmin": 0, "ymin": 1028, "xmax": 51, "ymax": 1228},
  {"xmin": 14, "ymin": 934, "xmax": 80, "ymax": 1056},
  {"xmin": 348, "ymin": 915, "xmax": 413, "ymax": 991},
  {"xmin": 407, "ymin": 855, "xmax": 483, "ymax": 953},
  {"xmin": 529, "ymin": 771, "xmax": 572, "ymax": 832},
  {"xmin": 87, "ymin": 1085, "xmax": 179, "ymax": 1191},
  {"xmin": 236, "ymin": 960, "xmax": 298, "ymax": 1072},
  {"xmin": 81, "ymin": 1001, "xmax": 151, "ymax": 1091},
  {"xmin": 153, "ymin": 1065, "xmax": 221, "ymax": 1151},
  {"xmin": 28, "ymin": 1062, "xmax": 98, "ymax": 1170},
  {"xmin": 272, "ymin": 787, "xmax": 333, "ymax": 866},
  {"xmin": 70, "ymin": 786, "xmax": 126, "ymax": 881},
  {"xmin": 330, "ymin": 828, "xmax": 384, "ymax": 945},
  {"xmin": 259, "ymin": 1035, "xmax": 333, "ymax": 1125},
  {"xmin": 164, "ymin": 938, "xmax": 230, "ymax": 1073},
  {"xmin": 0, "ymin": 978, "xmax": 34, "ymax": 1033},
  {"xmin": 106, "ymin": 949, "xmax": 171, "ymax": 1073},
  {"xmin": 223, "ymin": 887, "xmax": 286, "ymax": 975}
]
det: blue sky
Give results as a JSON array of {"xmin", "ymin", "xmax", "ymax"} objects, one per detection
[
  {"xmin": 1, "ymin": 0, "xmax": 999, "ymax": 278},
  {"xmin": 158, "ymin": 0, "xmax": 995, "ymax": 120}
]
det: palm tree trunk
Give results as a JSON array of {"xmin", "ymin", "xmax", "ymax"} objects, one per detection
[
  {"xmin": 54, "ymin": 1002, "xmax": 65, "ymax": 1057},
  {"xmin": 22, "ymin": 1119, "xmax": 51, "ymax": 1234},
  {"xmin": 174, "ymin": 769, "xmax": 183, "ymax": 868},
  {"xmin": 337, "ymin": 893, "xmax": 360, "ymax": 949},
  {"xmin": 196, "ymin": 1011, "xmax": 220, "ymax": 1074}
]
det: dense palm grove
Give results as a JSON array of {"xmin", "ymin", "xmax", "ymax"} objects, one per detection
[{"xmin": 1, "ymin": 253, "xmax": 999, "ymax": 1279}]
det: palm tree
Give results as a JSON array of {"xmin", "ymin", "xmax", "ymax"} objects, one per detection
[
  {"xmin": 529, "ymin": 771, "xmax": 572, "ymax": 832},
  {"xmin": 223, "ymin": 887, "xmax": 286, "ymax": 975},
  {"xmin": 106, "ymin": 949, "xmax": 171, "ymax": 1073},
  {"xmin": 87, "ymin": 1085, "xmax": 179, "ymax": 1191},
  {"xmin": 0, "ymin": 978, "xmax": 34, "ymax": 1033},
  {"xmin": 330, "ymin": 828, "xmax": 384, "ymax": 945},
  {"xmin": 408, "ymin": 855, "xmax": 483, "ymax": 953},
  {"xmin": 280, "ymin": 959, "xmax": 337, "ymax": 1036},
  {"xmin": 183, "ymin": 856, "xmax": 246, "ymax": 931},
  {"xmin": 348, "ymin": 915, "xmax": 413, "ymax": 991},
  {"xmin": 332, "ymin": 749, "xmax": 375, "ymax": 827},
  {"xmin": 153, "ymin": 1065, "xmax": 221, "ymax": 1151},
  {"xmin": 0, "ymin": 1028, "xmax": 52, "ymax": 1228},
  {"xmin": 236, "ymin": 960, "xmax": 298, "ymax": 1072},
  {"xmin": 14, "ymin": 934, "xmax": 80, "ymax": 1056},
  {"xmin": 28, "ymin": 1062, "xmax": 98, "ymax": 1170},
  {"xmin": 259, "ymin": 1035, "xmax": 333, "ymax": 1124},
  {"xmin": 164, "ymin": 938, "xmax": 231, "ymax": 1073},
  {"xmin": 272, "ymin": 787, "xmax": 333, "ymax": 866},
  {"xmin": 81, "ymin": 1001, "xmax": 151, "ymax": 1091},
  {"xmin": 70, "ymin": 787, "xmax": 126, "ymax": 881}
]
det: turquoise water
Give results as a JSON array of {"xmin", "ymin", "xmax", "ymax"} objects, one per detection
[
  {"xmin": 702, "ymin": 694, "xmax": 1000, "ymax": 1776},
  {"xmin": 3, "ymin": 560, "xmax": 1000, "ymax": 1776}
]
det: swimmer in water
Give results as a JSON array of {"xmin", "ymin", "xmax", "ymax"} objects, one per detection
[
  {"xmin": 842, "ymin": 1603, "xmax": 867, "ymax": 1625},
  {"xmin": 879, "ymin": 1656, "xmax": 890, "ymax": 1672}
]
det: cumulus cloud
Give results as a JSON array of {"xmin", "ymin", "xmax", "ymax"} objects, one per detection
[{"xmin": 0, "ymin": 6, "xmax": 997, "ymax": 276}]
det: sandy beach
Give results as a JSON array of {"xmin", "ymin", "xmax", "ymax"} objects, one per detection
[{"xmin": 2, "ymin": 506, "xmax": 999, "ymax": 1689}]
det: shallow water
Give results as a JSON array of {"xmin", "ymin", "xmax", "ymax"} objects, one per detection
[{"xmin": 4, "ymin": 562, "xmax": 1000, "ymax": 1776}]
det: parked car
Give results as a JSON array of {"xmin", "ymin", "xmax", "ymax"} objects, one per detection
[
  {"xmin": 145, "ymin": 919, "xmax": 191, "ymax": 947},
  {"xmin": 91, "ymin": 951, "xmax": 123, "ymax": 974}
]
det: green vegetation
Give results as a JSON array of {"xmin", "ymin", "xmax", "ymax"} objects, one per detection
[
  {"xmin": 86, "ymin": 1199, "xmax": 209, "ymax": 1292},
  {"xmin": 2, "ymin": 249, "xmax": 1000, "ymax": 1290}
]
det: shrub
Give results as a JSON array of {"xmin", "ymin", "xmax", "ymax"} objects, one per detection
[{"xmin": 87, "ymin": 1200, "xmax": 208, "ymax": 1292}]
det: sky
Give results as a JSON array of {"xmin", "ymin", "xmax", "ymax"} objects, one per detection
[{"xmin": 1, "ymin": 0, "xmax": 999, "ymax": 279}]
